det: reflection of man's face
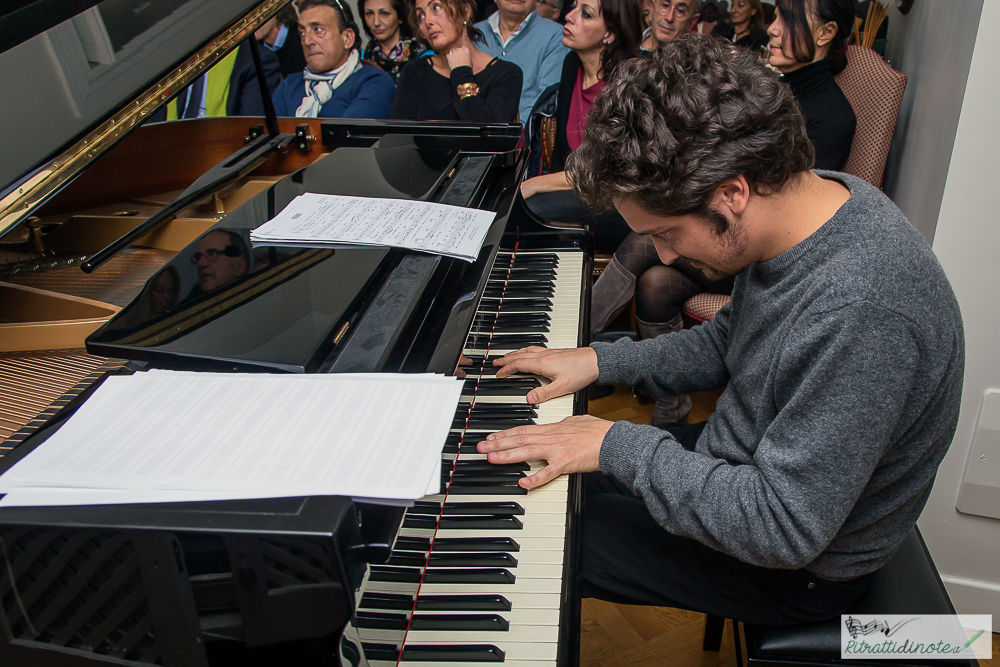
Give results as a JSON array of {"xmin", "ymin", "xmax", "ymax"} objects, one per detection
[
  {"xmin": 195, "ymin": 230, "xmax": 247, "ymax": 292},
  {"xmin": 150, "ymin": 270, "xmax": 178, "ymax": 313}
]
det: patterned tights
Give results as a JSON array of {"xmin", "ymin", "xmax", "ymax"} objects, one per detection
[{"xmin": 613, "ymin": 232, "xmax": 733, "ymax": 323}]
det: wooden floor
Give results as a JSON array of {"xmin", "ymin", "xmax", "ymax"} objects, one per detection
[{"xmin": 582, "ymin": 387, "xmax": 1000, "ymax": 667}]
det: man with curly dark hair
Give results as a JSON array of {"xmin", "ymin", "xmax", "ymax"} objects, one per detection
[{"xmin": 478, "ymin": 37, "xmax": 964, "ymax": 622}]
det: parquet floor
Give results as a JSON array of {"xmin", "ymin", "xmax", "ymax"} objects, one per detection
[{"xmin": 582, "ymin": 386, "xmax": 1000, "ymax": 667}]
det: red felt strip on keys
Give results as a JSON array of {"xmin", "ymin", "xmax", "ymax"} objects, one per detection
[{"xmin": 394, "ymin": 241, "xmax": 520, "ymax": 666}]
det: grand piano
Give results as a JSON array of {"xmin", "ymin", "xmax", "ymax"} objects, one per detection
[{"xmin": 0, "ymin": 1, "xmax": 593, "ymax": 665}]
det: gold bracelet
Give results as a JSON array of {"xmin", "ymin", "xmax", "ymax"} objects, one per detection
[{"xmin": 457, "ymin": 82, "xmax": 480, "ymax": 99}]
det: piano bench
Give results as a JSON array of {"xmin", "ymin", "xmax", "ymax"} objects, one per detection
[{"xmin": 710, "ymin": 528, "xmax": 977, "ymax": 667}]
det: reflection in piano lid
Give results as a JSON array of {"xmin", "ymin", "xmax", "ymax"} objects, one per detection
[{"xmin": 0, "ymin": 4, "xmax": 594, "ymax": 663}]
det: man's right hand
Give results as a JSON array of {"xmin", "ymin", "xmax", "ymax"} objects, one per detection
[{"xmin": 494, "ymin": 346, "xmax": 600, "ymax": 404}]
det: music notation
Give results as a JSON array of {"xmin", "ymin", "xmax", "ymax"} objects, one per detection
[
  {"xmin": 0, "ymin": 370, "xmax": 462, "ymax": 507},
  {"xmin": 250, "ymin": 193, "xmax": 497, "ymax": 262}
]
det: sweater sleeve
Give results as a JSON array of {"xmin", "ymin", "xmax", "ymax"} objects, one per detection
[
  {"xmin": 599, "ymin": 302, "xmax": 924, "ymax": 570},
  {"xmin": 592, "ymin": 301, "xmax": 733, "ymax": 396},
  {"xmin": 389, "ymin": 62, "xmax": 421, "ymax": 119},
  {"xmin": 343, "ymin": 68, "xmax": 396, "ymax": 119},
  {"xmin": 272, "ymin": 77, "xmax": 295, "ymax": 116},
  {"xmin": 450, "ymin": 64, "xmax": 522, "ymax": 122}
]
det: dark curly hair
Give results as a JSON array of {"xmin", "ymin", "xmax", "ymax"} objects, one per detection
[
  {"xmin": 356, "ymin": 0, "xmax": 414, "ymax": 41},
  {"xmin": 567, "ymin": 36, "xmax": 814, "ymax": 224}
]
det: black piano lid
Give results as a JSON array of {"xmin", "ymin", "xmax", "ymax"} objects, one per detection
[
  {"xmin": 0, "ymin": 0, "xmax": 276, "ymax": 223},
  {"xmin": 85, "ymin": 141, "xmax": 491, "ymax": 373}
]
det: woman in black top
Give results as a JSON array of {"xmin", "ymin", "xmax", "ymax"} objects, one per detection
[
  {"xmin": 519, "ymin": 0, "xmax": 643, "ymax": 251},
  {"xmin": 358, "ymin": 0, "xmax": 431, "ymax": 81},
  {"xmin": 712, "ymin": 0, "xmax": 768, "ymax": 53},
  {"xmin": 767, "ymin": 0, "xmax": 857, "ymax": 170},
  {"xmin": 389, "ymin": 0, "xmax": 521, "ymax": 121}
]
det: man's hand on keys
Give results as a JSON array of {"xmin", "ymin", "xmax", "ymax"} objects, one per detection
[
  {"xmin": 492, "ymin": 346, "xmax": 600, "ymax": 405},
  {"xmin": 477, "ymin": 415, "xmax": 613, "ymax": 489}
]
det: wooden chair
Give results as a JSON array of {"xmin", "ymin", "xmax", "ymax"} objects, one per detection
[{"xmin": 834, "ymin": 44, "xmax": 908, "ymax": 189}]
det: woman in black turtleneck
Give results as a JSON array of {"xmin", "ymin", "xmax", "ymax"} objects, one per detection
[{"xmin": 766, "ymin": 0, "xmax": 856, "ymax": 170}]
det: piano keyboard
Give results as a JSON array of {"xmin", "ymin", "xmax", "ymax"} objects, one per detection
[{"xmin": 344, "ymin": 248, "xmax": 585, "ymax": 666}]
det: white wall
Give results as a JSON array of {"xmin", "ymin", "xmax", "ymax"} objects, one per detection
[
  {"xmin": 917, "ymin": 0, "xmax": 1000, "ymax": 616},
  {"xmin": 881, "ymin": 0, "xmax": 983, "ymax": 243}
]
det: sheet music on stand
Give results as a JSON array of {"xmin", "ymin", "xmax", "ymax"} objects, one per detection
[
  {"xmin": 250, "ymin": 194, "xmax": 497, "ymax": 262},
  {"xmin": 0, "ymin": 370, "xmax": 463, "ymax": 508}
]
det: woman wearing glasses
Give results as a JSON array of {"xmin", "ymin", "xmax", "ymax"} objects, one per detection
[
  {"xmin": 389, "ymin": 0, "xmax": 522, "ymax": 120},
  {"xmin": 518, "ymin": 0, "xmax": 643, "ymax": 251}
]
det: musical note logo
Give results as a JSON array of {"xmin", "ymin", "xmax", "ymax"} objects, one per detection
[{"xmin": 844, "ymin": 616, "xmax": 920, "ymax": 639}]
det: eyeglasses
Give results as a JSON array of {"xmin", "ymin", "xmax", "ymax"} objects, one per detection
[
  {"xmin": 654, "ymin": 1, "xmax": 690, "ymax": 18},
  {"xmin": 539, "ymin": 0, "xmax": 560, "ymax": 9},
  {"xmin": 192, "ymin": 245, "xmax": 243, "ymax": 263}
]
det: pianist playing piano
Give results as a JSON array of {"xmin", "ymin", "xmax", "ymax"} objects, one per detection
[{"xmin": 479, "ymin": 36, "xmax": 965, "ymax": 624}]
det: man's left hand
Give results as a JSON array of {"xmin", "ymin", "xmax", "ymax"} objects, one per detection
[{"xmin": 477, "ymin": 415, "xmax": 614, "ymax": 489}]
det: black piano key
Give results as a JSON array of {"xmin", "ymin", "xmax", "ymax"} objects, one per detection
[
  {"xmin": 410, "ymin": 614, "xmax": 509, "ymax": 632},
  {"xmin": 462, "ymin": 378, "xmax": 541, "ymax": 396},
  {"xmin": 412, "ymin": 499, "xmax": 525, "ymax": 515},
  {"xmin": 483, "ymin": 285, "xmax": 554, "ymax": 299},
  {"xmin": 370, "ymin": 566, "xmax": 516, "ymax": 585},
  {"xmin": 400, "ymin": 644, "xmax": 505, "ymax": 662},
  {"xmin": 458, "ymin": 418, "xmax": 534, "ymax": 430},
  {"xmin": 415, "ymin": 594, "xmax": 512, "ymax": 612},
  {"xmin": 423, "ymin": 568, "xmax": 515, "ymax": 585},
  {"xmin": 478, "ymin": 333, "xmax": 548, "ymax": 347},
  {"xmin": 360, "ymin": 592, "xmax": 414, "ymax": 610},
  {"xmin": 354, "ymin": 611, "xmax": 409, "ymax": 630},
  {"xmin": 403, "ymin": 516, "xmax": 523, "ymax": 531},
  {"xmin": 478, "ymin": 297, "xmax": 553, "ymax": 310},
  {"xmin": 370, "ymin": 566, "xmax": 423, "ymax": 583},
  {"xmin": 449, "ymin": 481, "xmax": 527, "ymax": 495},
  {"xmin": 442, "ymin": 434, "xmax": 463, "ymax": 453},
  {"xmin": 453, "ymin": 461, "xmax": 530, "ymax": 473},
  {"xmin": 393, "ymin": 537, "xmax": 432, "ymax": 551},
  {"xmin": 459, "ymin": 403, "xmax": 536, "ymax": 415},
  {"xmin": 361, "ymin": 643, "xmax": 400, "ymax": 662},
  {"xmin": 427, "ymin": 537, "xmax": 519, "ymax": 552},
  {"xmin": 389, "ymin": 552, "xmax": 517, "ymax": 568}
]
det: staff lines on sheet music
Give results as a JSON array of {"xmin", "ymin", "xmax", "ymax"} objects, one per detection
[{"xmin": 395, "ymin": 241, "xmax": 520, "ymax": 666}]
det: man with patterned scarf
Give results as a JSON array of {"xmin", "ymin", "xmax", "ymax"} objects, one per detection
[{"xmin": 273, "ymin": 0, "xmax": 395, "ymax": 118}]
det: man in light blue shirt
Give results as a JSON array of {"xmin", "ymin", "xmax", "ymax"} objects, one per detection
[{"xmin": 474, "ymin": 0, "xmax": 568, "ymax": 123}]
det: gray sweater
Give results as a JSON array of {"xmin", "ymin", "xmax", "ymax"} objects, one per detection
[{"xmin": 592, "ymin": 173, "xmax": 964, "ymax": 581}]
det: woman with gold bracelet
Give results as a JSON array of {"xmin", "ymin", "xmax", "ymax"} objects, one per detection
[{"xmin": 389, "ymin": 0, "xmax": 522, "ymax": 121}]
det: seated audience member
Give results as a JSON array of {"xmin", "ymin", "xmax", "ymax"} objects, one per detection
[
  {"xmin": 641, "ymin": 0, "xmax": 699, "ymax": 51},
  {"xmin": 389, "ymin": 0, "xmax": 522, "ymax": 121},
  {"xmin": 189, "ymin": 229, "xmax": 250, "ymax": 299},
  {"xmin": 272, "ymin": 0, "xmax": 395, "ymax": 118},
  {"xmin": 592, "ymin": 232, "xmax": 734, "ymax": 422},
  {"xmin": 359, "ymin": 0, "xmax": 431, "ymax": 81},
  {"xmin": 696, "ymin": 0, "xmax": 721, "ymax": 35},
  {"xmin": 480, "ymin": 38, "xmax": 963, "ymax": 626},
  {"xmin": 474, "ymin": 0, "xmax": 568, "ymax": 122},
  {"xmin": 159, "ymin": 39, "xmax": 280, "ymax": 120},
  {"xmin": 519, "ymin": 0, "xmax": 643, "ymax": 251},
  {"xmin": 256, "ymin": 6, "xmax": 308, "ymax": 77},
  {"xmin": 536, "ymin": 0, "xmax": 563, "ymax": 21},
  {"xmin": 768, "ymin": 0, "xmax": 856, "ymax": 170},
  {"xmin": 712, "ymin": 0, "xmax": 768, "ymax": 51},
  {"xmin": 108, "ymin": 266, "xmax": 181, "ymax": 330}
]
